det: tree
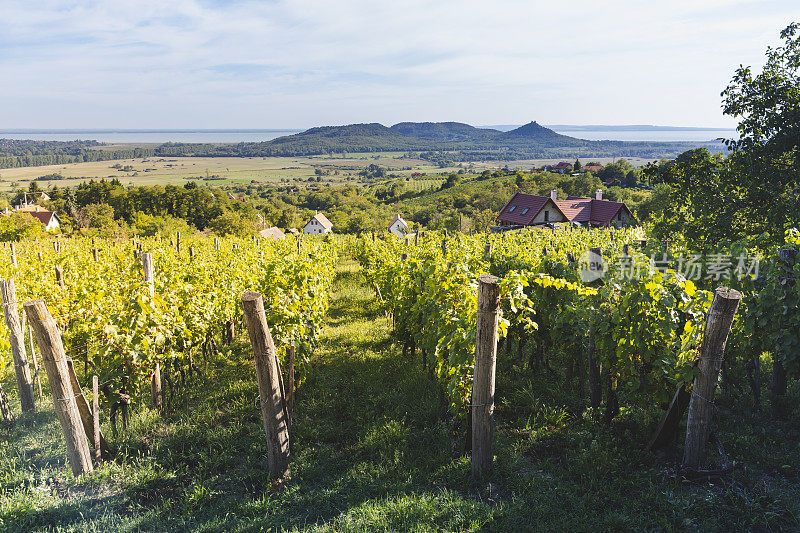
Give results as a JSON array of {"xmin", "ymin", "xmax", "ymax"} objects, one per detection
[
  {"xmin": 720, "ymin": 22, "xmax": 800, "ymax": 244},
  {"xmin": 574, "ymin": 159, "xmax": 582, "ymax": 172}
]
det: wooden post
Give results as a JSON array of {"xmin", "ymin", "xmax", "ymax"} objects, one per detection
[
  {"xmin": 214, "ymin": 237, "xmax": 220, "ymax": 251},
  {"xmin": 92, "ymin": 248, "xmax": 99, "ymax": 262},
  {"xmin": 682, "ymin": 287, "xmax": 741, "ymax": 470},
  {"xmin": 296, "ymin": 237, "xmax": 301, "ymax": 254},
  {"xmin": 414, "ymin": 232, "xmax": 419, "ymax": 247},
  {"xmin": 0, "ymin": 383, "xmax": 14, "ymax": 423},
  {"xmin": 441, "ymin": 239, "xmax": 447, "ymax": 257},
  {"xmin": 472, "ymin": 274, "xmax": 500, "ymax": 479},
  {"xmin": 288, "ymin": 344, "xmax": 296, "ymax": 428},
  {"xmin": 65, "ymin": 359, "xmax": 111, "ymax": 459},
  {"xmin": 23, "ymin": 299, "xmax": 93, "ymax": 476},
  {"xmin": 176, "ymin": 231, "xmax": 181, "ymax": 254},
  {"xmin": 483, "ymin": 243, "xmax": 492, "ymax": 261},
  {"xmin": 188, "ymin": 246, "xmax": 195, "ymax": 258},
  {"xmin": 151, "ymin": 362, "xmax": 163, "ymax": 413},
  {"xmin": 28, "ymin": 324, "xmax": 43, "ymax": 400},
  {"xmin": 92, "ymin": 375, "xmax": 101, "ymax": 464},
  {"xmin": 10, "ymin": 242, "xmax": 17, "ymax": 267},
  {"xmin": 55, "ymin": 266, "xmax": 64, "ymax": 289},
  {"xmin": 1, "ymin": 280, "xmax": 35, "ymax": 413},
  {"xmin": 141, "ymin": 253, "xmax": 154, "ymax": 297},
  {"xmin": 241, "ymin": 292, "xmax": 290, "ymax": 479}
]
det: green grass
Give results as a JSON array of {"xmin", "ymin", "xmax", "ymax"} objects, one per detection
[{"xmin": 1, "ymin": 257, "xmax": 799, "ymax": 531}]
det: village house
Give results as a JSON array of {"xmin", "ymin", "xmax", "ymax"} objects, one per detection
[
  {"xmin": 259, "ymin": 227, "xmax": 286, "ymax": 240},
  {"xmin": 544, "ymin": 162, "xmax": 573, "ymax": 174},
  {"xmin": 303, "ymin": 211, "xmax": 333, "ymax": 235},
  {"xmin": 387, "ymin": 213, "xmax": 409, "ymax": 237},
  {"xmin": 583, "ymin": 164, "xmax": 604, "ymax": 173},
  {"xmin": 495, "ymin": 189, "xmax": 635, "ymax": 229},
  {"xmin": 9, "ymin": 204, "xmax": 62, "ymax": 231}
]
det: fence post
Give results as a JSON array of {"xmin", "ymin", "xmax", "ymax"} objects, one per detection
[
  {"xmin": 65, "ymin": 359, "xmax": 111, "ymax": 459},
  {"xmin": 93, "ymin": 375, "xmax": 101, "ymax": 464},
  {"xmin": 141, "ymin": 253, "xmax": 155, "ymax": 297},
  {"xmin": 55, "ymin": 266, "xmax": 64, "ymax": 289},
  {"xmin": 682, "ymin": 287, "xmax": 741, "ymax": 470},
  {"xmin": 472, "ymin": 274, "xmax": 500, "ymax": 480},
  {"xmin": 241, "ymin": 291, "xmax": 290, "ymax": 479},
  {"xmin": 24, "ymin": 299, "xmax": 93, "ymax": 476},
  {"xmin": 1, "ymin": 280, "xmax": 36, "ymax": 413}
]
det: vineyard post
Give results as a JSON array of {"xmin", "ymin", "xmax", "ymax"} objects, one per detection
[
  {"xmin": 10, "ymin": 242, "xmax": 17, "ymax": 267},
  {"xmin": 27, "ymin": 323, "xmax": 43, "ymax": 400},
  {"xmin": 189, "ymin": 246, "xmax": 195, "ymax": 258},
  {"xmin": 92, "ymin": 248, "xmax": 99, "ymax": 262},
  {"xmin": 483, "ymin": 243, "xmax": 492, "ymax": 261},
  {"xmin": 55, "ymin": 266, "xmax": 64, "ymax": 289},
  {"xmin": 288, "ymin": 344, "xmax": 295, "ymax": 429},
  {"xmin": 141, "ymin": 253, "xmax": 155, "ymax": 297},
  {"xmin": 414, "ymin": 232, "xmax": 419, "ymax": 247},
  {"xmin": 1, "ymin": 280, "xmax": 36, "ymax": 413},
  {"xmin": 241, "ymin": 291, "xmax": 291, "ymax": 479},
  {"xmin": 176, "ymin": 231, "xmax": 181, "ymax": 254},
  {"xmin": 0, "ymin": 383, "xmax": 14, "ymax": 423},
  {"xmin": 24, "ymin": 299, "xmax": 93, "ymax": 476},
  {"xmin": 65, "ymin": 359, "xmax": 111, "ymax": 459},
  {"xmin": 93, "ymin": 375, "xmax": 101, "ymax": 464},
  {"xmin": 472, "ymin": 274, "xmax": 500, "ymax": 480},
  {"xmin": 214, "ymin": 237, "xmax": 220, "ymax": 251},
  {"xmin": 441, "ymin": 239, "xmax": 447, "ymax": 257},
  {"xmin": 682, "ymin": 287, "xmax": 741, "ymax": 470}
]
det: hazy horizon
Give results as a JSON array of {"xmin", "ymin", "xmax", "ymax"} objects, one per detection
[{"xmin": 1, "ymin": 1, "xmax": 796, "ymax": 130}]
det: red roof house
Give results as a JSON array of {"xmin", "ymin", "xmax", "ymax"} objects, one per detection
[{"xmin": 497, "ymin": 190, "xmax": 635, "ymax": 228}]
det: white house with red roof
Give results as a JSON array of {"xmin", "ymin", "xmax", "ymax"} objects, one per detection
[
  {"xmin": 496, "ymin": 190, "xmax": 635, "ymax": 229},
  {"xmin": 13, "ymin": 204, "xmax": 62, "ymax": 231},
  {"xmin": 387, "ymin": 213, "xmax": 409, "ymax": 237}
]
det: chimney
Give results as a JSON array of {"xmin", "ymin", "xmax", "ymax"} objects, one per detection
[
  {"xmin": 550, "ymin": 189, "xmax": 557, "ymax": 201},
  {"xmin": 596, "ymin": 189, "xmax": 603, "ymax": 201}
]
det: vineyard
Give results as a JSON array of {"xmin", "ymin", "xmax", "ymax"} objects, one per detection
[{"xmin": 0, "ymin": 228, "xmax": 799, "ymax": 530}]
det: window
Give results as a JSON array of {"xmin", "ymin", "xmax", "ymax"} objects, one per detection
[
  {"xmin": 508, "ymin": 205, "xmax": 516, "ymax": 213},
  {"xmin": 520, "ymin": 208, "xmax": 529, "ymax": 215},
  {"xmin": 544, "ymin": 210, "xmax": 549, "ymax": 221}
]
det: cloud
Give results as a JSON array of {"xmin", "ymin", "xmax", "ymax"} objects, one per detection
[{"xmin": 0, "ymin": 0, "xmax": 796, "ymax": 127}]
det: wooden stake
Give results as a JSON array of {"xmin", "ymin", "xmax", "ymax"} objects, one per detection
[
  {"xmin": 682, "ymin": 287, "xmax": 741, "ymax": 469},
  {"xmin": 176, "ymin": 231, "xmax": 181, "ymax": 254},
  {"xmin": 28, "ymin": 324, "xmax": 43, "ymax": 400},
  {"xmin": 151, "ymin": 362, "xmax": 163, "ymax": 413},
  {"xmin": 288, "ymin": 345, "xmax": 295, "ymax": 429},
  {"xmin": 10, "ymin": 243, "xmax": 17, "ymax": 267},
  {"xmin": 0, "ymin": 382, "xmax": 14, "ymax": 423},
  {"xmin": 214, "ymin": 237, "xmax": 220, "ymax": 251},
  {"xmin": 24, "ymin": 299, "xmax": 93, "ymax": 476},
  {"xmin": 1, "ymin": 280, "xmax": 35, "ymax": 413},
  {"xmin": 141, "ymin": 253, "xmax": 154, "ymax": 297},
  {"xmin": 92, "ymin": 248, "xmax": 99, "ymax": 262},
  {"xmin": 93, "ymin": 375, "xmax": 101, "ymax": 464},
  {"xmin": 472, "ymin": 274, "xmax": 500, "ymax": 480},
  {"xmin": 241, "ymin": 291, "xmax": 290, "ymax": 479},
  {"xmin": 65, "ymin": 359, "xmax": 111, "ymax": 459},
  {"xmin": 55, "ymin": 266, "xmax": 64, "ymax": 289}
]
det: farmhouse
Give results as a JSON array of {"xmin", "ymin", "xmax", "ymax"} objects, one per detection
[
  {"xmin": 544, "ymin": 162, "xmax": 573, "ymax": 174},
  {"xmin": 496, "ymin": 190, "xmax": 635, "ymax": 229},
  {"xmin": 259, "ymin": 227, "xmax": 286, "ymax": 240},
  {"xmin": 303, "ymin": 211, "xmax": 333, "ymax": 235},
  {"xmin": 9, "ymin": 204, "xmax": 62, "ymax": 231},
  {"xmin": 583, "ymin": 164, "xmax": 604, "ymax": 172},
  {"xmin": 387, "ymin": 214, "xmax": 409, "ymax": 237}
]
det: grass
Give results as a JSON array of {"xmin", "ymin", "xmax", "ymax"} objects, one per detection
[{"xmin": 1, "ymin": 257, "xmax": 799, "ymax": 531}]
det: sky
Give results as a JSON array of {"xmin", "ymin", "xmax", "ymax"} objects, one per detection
[{"xmin": 0, "ymin": 0, "xmax": 797, "ymax": 129}]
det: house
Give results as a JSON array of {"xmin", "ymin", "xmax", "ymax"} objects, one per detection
[
  {"xmin": 583, "ymin": 164, "xmax": 604, "ymax": 173},
  {"xmin": 544, "ymin": 162, "xmax": 574, "ymax": 174},
  {"xmin": 303, "ymin": 211, "xmax": 333, "ymax": 235},
  {"xmin": 259, "ymin": 227, "xmax": 286, "ymax": 240},
  {"xmin": 39, "ymin": 192, "xmax": 51, "ymax": 201},
  {"xmin": 11, "ymin": 204, "xmax": 62, "ymax": 231},
  {"xmin": 388, "ymin": 214, "xmax": 409, "ymax": 238},
  {"xmin": 227, "ymin": 192, "xmax": 246, "ymax": 202},
  {"xmin": 496, "ymin": 189, "xmax": 635, "ymax": 229}
]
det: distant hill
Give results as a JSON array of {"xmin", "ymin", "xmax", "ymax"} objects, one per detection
[{"xmin": 390, "ymin": 122, "xmax": 500, "ymax": 143}]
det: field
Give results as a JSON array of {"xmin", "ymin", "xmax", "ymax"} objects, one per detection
[{"xmin": 0, "ymin": 147, "xmax": 656, "ymax": 192}]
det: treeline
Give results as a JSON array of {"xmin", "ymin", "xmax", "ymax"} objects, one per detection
[{"xmin": 0, "ymin": 139, "xmax": 158, "ymax": 169}]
